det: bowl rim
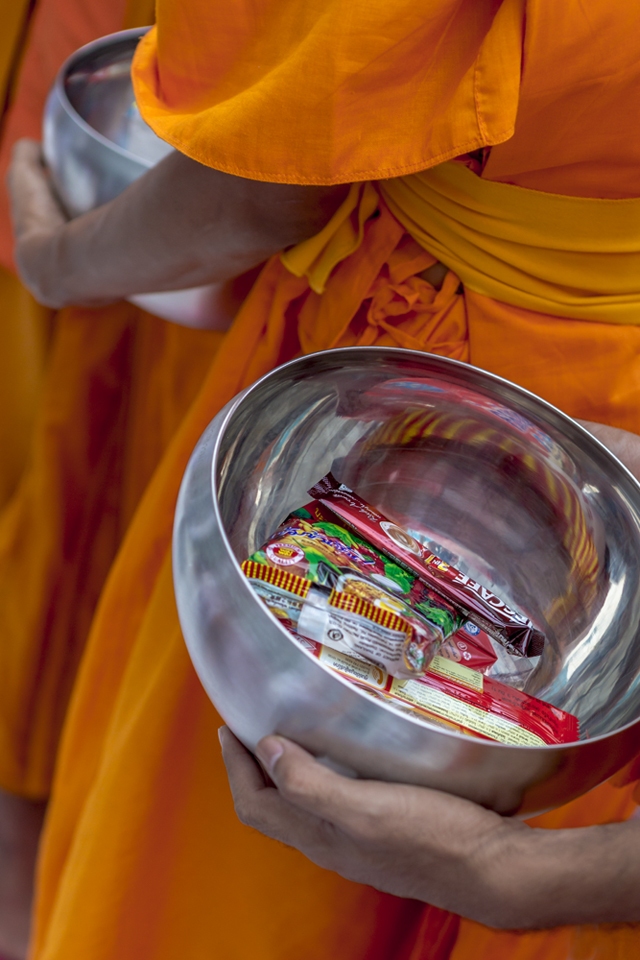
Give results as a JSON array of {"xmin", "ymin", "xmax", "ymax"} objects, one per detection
[
  {"xmin": 50, "ymin": 26, "xmax": 159, "ymax": 168},
  {"xmin": 207, "ymin": 345, "xmax": 640, "ymax": 752}
]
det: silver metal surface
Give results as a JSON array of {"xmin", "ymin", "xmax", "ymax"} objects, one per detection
[
  {"xmin": 173, "ymin": 347, "xmax": 640, "ymax": 815},
  {"xmin": 42, "ymin": 28, "xmax": 226, "ymax": 328}
]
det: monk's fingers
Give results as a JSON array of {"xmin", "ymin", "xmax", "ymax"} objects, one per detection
[
  {"xmin": 578, "ymin": 419, "xmax": 640, "ymax": 481},
  {"xmin": 8, "ymin": 138, "xmax": 67, "ymax": 238},
  {"xmin": 10, "ymin": 137, "xmax": 43, "ymax": 169},
  {"xmin": 254, "ymin": 735, "xmax": 413, "ymax": 842},
  {"xmin": 227, "ymin": 735, "xmax": 524, "ymax": 909},
  {"xmin": 219, "ymin": 725, "xmax": 269, "ymax": 791},
  {"xmin": 220, "ymin": 727, "xmax": 346, "ymax": 866},
  {"xmin": 255, "ymin": 736, "xmax": 507, "ymax": 852}
]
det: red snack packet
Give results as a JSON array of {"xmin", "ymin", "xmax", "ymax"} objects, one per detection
[
  {"xmin": 395, "ymin": 656, "xmax": 578, "ymax": 746},
  {"xmin": 440, "ymin": 621, "xmax": 498, "ymax": 672},
  {"xmin": 308, "ymin": 473, "xmax": 545, "ymax": 658},
  {"xmin": 294, "ymin": 636, "xmax": 577, "ymax": 746}
]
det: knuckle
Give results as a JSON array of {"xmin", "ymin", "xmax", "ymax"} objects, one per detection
[
  {"xmin": 303, "ymin": 823, "xmax": 341, "ymax": 871},
  {"xmin": 277, "ymin": 766, "xmax": 312, "ymax": 804},
  {"xmin": 233, "ymin": 797, "xmax": 257, "ymax": 828}
]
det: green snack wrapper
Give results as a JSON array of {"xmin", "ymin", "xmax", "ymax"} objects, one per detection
[{"xmin": 245, "ymin": 501, "xmax": 463, "ymax": 675}]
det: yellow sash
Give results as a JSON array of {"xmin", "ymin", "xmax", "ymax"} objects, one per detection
[
  {"xmin": 283, "ymin": 161, "xmax": 640, "ymax": 324},
  {"xmin": 380, "ymin": 162, "xmax": 640, "ymax": 324}
]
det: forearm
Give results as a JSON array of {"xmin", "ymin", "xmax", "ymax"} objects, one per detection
[
  {"xmin": 221, "ymin": 730, "xmax": 640, "ymax": 934},
  {"xmin": 482, "ymin": 819, "xmax": 640, "ymax": 929},
  {"xmin": 10, "ymin": 142, "xmax": 348, "ymax": 308}
]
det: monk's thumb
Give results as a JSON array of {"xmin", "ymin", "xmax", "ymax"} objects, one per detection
[
  {"xmin": 256, "ymin": 736, "xmax": 361, "ymax": 824},
  {"xmin": 255, "ymin": 735, "xmax": 286, "ymax": 776}
]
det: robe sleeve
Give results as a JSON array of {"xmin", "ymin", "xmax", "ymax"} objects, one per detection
[{"xmin": 132, "ymin": 0, "xmax": 523, "ymax": 185}]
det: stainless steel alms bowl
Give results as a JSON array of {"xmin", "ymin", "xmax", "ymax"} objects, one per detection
[
  {"xmin": 173, "ymin": 347, "xmax": 640, "ymax": 815},
  {"xmin": 42, "ymin": 27, "xmax": 223, "ymax": 328}
]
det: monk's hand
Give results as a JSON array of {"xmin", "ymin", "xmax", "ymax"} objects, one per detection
[
  {"xmin": 579, "ymin": 420, "xmax": 640, "ymax": 481},
  {"xmin": 219, "ymin": 726, "xmax": 536, "ymax": 928},
  {"xmin": 7, "ymin": 138, "xmax": 75, "ymax": 308}
]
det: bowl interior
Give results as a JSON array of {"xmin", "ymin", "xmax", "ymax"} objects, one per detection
[
  {"xmin": 213, "ymin": 349, "xmax": 640, "ymax": 739},
  {"xmin": 62, "ymin": 32, "xmax": 172, "ymax": 164}
]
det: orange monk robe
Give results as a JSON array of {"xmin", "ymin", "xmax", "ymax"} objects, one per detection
[
  {"xmin": 0, "ymin": 0, "xmax": 167, "ymax": 504},
  {"xmin": 0, "ymin": 0, "xmax": 52, "ymax": 509},
  {"xmin": 15, "ymin": 3, "xmax": 640, "ymax": 960},
  {"xmin": 0, "ymin": 0, "xmax": 230, "ymax": 801}
]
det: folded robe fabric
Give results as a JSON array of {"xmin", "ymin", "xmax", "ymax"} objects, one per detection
[
  {"xmin": 30, "ymin": 194, "xmax": 640, "ymax": 960},
  {"xmin": 380, "ymin": 164, "xmax": 640, "ymax": 324},
  {"xmin": 0, "ymin": 1, "xmax": 640, "ymax": 960},
  {"xmin": 0, "ymin": 1, "xmax": 52, "ymax": 508}
]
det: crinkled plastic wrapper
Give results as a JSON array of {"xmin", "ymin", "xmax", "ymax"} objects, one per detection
[
  {"xmin": 241, "ymin": 499, "xmax": 578, "ymax": 745},
  {"xmin": 441, "ymin": 620, "xmax": 540, "ymax": 691},
  {"xmin": 242, "ymin": 560, "xmax": 424, "ymax": 676},
  {"xmin": 293, "ymin": 639, "xmax": 578, "ymax": 746},
  {"xmin": 309, "ymin": 473, "xmax": 546, "ymax": 658},
  {"xmin": 245, "ymin": 503, "xmax": 463, "ymax": 676}
]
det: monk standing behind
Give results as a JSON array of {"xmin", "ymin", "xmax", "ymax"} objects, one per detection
[
  {"xmin": 4, "ymin": 2, "xmax": 640, "ymax": 959},
  {"xmin": 0, "ymin": 1, "xmax": 238, "ymax": 957}
]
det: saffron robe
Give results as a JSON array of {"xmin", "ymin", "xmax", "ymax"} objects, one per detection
[
  {"xmin": 1, "ymin": 2, "xmax": 639, "ymax": 959},
  {"xmin": 0, "ymin": 0, "xmax": 222, "ymax": 799},
  {"xmin": 0, "ymin": 0, "xmax": 51, "ymax": 509}
]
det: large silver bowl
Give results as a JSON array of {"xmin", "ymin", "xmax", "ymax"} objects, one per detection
[
  {"xmin": 42, "ymin": 28, "xmax": 228, "ymax": 328},
  {"xmin": 173, "ymin": 348, "xmax": 640, "ymax": 814}
]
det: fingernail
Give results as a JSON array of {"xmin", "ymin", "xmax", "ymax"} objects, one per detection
[
  {"xmin": 217, "ymin": 726, "xmax": 227, "ymax": 746},
  {"xmin": 256, "ymin": 736, "xmax": 285, "ymax": 775}
]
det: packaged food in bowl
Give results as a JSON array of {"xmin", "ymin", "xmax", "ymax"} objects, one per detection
[
  {"xmin": 242, "ymin": 559, "xmax": 430, "ymax": 676},
  {"xmin": 243, "ymin": 549, "xmax": 574, "ymax": 744},
  {"xmin": 309, "ymin": 473, "xmax": 546, "ymax": 658},
  {"xmin": 292, "ymin": 635, "xmax": 578, "ymax": 746},
  {"xmin": 245, "ymin": 504, "xmax": 465, "ymax": 671}
]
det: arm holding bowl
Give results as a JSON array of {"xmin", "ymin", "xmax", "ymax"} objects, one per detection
[
  {"xmin": 220, "ymin": 727, "xmax": 640, "ymax": 930},
  {"xmin": 7, "ymin": 138, "xmax": 348, "ymax": 309},
  {"xmin": 13, "ymin": 127, "xmax": 640, "ymax": 933},
  {"xmin": 221, "ymin": 421, "xmax": 640, "ymax": 930}
]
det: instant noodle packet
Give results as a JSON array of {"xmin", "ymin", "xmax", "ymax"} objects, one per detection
[
  {"xmin": 245, "ymin": 503, "xmax": 463, "ymax": 675},
  {"xmin": 309, "ymin": 473, "xmax": 545, "ymax": 658},
  {"xmin": 293, "ymin": 637, "xmax": 578, "ymax": 746}
]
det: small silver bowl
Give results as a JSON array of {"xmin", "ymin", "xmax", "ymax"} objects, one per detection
[
  {"xmin": 43, "ymin": 28, "xmax": 227, "ymax": 328},
  {"xmin": 173, "ymin": 347, "xmax": 640, "ymax": 815}
]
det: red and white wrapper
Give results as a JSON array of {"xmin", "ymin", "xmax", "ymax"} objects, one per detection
[
  {"xmin": 295, "ymin": 637, "xmax": 577, "ymax": 746},
  {"xmin": 441, "ymin": 620, "xmax": 540, "ymax": 689},
  {"xmin": 308, "ymin": 473, "xmax": 545, "ymax": 658}
]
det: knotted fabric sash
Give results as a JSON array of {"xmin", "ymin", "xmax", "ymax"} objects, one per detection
[
  {"xmin": 283, "ymin": 162, "xmax": 640, "ymax": 325},
  {"xmin": 379, "ymin": 162, "xmax": 640, "ymax": 324}
]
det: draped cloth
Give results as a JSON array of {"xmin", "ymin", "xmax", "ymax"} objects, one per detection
[
  {"xmin": 0, "ymin": 0, "xmax": 204, "ymax": 802},
  {"xmin": 29, "ymin": 181, "xmax": 640, "ymax": 959},
  {"xmin": 0, "ymin": 1, "xmax": 638, "ymax": 959},
  {"xmin": 380, "ymin": 163, "xmax": 640, "ymax": 324},
  {"xmin": 132, "ymin": 0, "xmax": 524, "ymax": 184},
  {"xmin": 0, "ymin": 0, "xmax": 172, "ymax": 514}
]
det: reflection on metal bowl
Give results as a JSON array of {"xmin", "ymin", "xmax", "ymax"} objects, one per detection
[
  {"xmin": 42, "ymin": 27, "xmax": 228, "ymax": 329},
  {"xmin": 173, "ymin": 347, "xmax": 640, "ymax": 815}
]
